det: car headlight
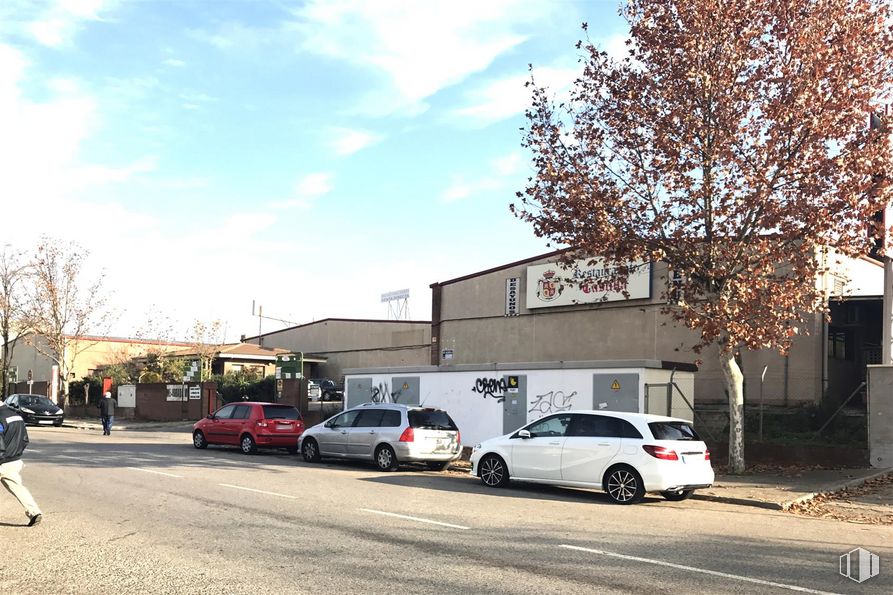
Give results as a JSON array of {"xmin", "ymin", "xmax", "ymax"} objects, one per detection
[
  {"xmin": 20, "ymin": 407, "xmax": 34, "ymax": 414},
  {"xmin": 55, "ymin": 409, "xmax": 63, "ymax": 415}
]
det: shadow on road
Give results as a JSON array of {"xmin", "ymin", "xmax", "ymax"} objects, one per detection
[{"xmin": 358, "ymin": 472, "xmax": 666, "ymax": 506}]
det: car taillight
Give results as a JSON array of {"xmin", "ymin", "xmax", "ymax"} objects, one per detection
[
  {"xmin": 704, "ymin": 449, "xmax": 710, "ymax": 461},
  {"xmin": 256, "ymin": 419, "xmax": 269, "ymax": 428},
  {"xmin": 399, "ymin": 427, "xmax": 414, "ymax": 442},
  {"xmin": 642, "ymin": 445, "xmax": 679, "ymax": 460},
  {"xmin": 457, "ymin": 430, "xmax": 461, "ymax": 445}
]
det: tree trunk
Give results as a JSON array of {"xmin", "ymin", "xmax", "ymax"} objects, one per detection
[{"xmin": 719, "ymin": 347, "xmax": 745, "ymax": 474}]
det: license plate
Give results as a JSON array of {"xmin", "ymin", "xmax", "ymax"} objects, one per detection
[
  {"xmin": 38, "ymin": 420, "xmax": 54, "ymax": 425},
  {"xmin": 277, "ymin": 424, "xmax": 292, "ymax": 430}
]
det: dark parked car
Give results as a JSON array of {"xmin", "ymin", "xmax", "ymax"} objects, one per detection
[
  {"xmin": 192, "ymin": 402, "xmax": 305, "ymax": 454},
  {"xmin": 3, "ymin": 394, "xmax": 64, "ymax": 426},
  {"xmin": 309, "ymin": 378, "xmax": 343, "ymax": 401}
]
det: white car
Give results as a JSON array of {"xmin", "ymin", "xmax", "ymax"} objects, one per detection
[{"xmin": 470, "ymin": 411, "xmax": 713, "ymax": 504}]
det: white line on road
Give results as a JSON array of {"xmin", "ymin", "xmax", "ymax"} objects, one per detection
[
  {"xmin": 360, "ymin": 508, "xmax": 470, "ymax": 530},
  {"xmin": 219, "ymin": 483, "xmax": 299, "ymax": 499},
  {"xmin": 26, "ymin": 449, "xmax": 42, "ymax": 453},
  {"xmin": 559, "ymin": 545, "xmax": 839, "ymax": 595},
  {"xmin": 126, "ymin": 467, "xmax": 183, "ymax": 478}
]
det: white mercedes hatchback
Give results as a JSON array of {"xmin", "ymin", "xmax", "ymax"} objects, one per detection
[{"xmin": 470, "ymin": 411, "xmax": 713, "ymax": 504}]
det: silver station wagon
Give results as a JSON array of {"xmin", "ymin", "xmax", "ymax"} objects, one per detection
[{"xmin": 298, "ymin": 403, "xmax": 462, "ymax": 471}]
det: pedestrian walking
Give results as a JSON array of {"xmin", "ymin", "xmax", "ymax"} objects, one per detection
[
  {"xmin": 99, "ymin": 391, "xmax": 117, "ymax": 436},
  {"xmin": 0, "ymin": 403, "xmax": 43, "ymax": 526}
]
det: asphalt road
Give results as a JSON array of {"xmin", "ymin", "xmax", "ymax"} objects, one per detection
[{"xmin": 1, "ymin": 427, "xmax": 890, "ymax": 594}]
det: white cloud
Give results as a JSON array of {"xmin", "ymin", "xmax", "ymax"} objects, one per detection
[
  {"xmin": 441, "ymin": 151, "xmax": 525, "ymax": 203},
  {"xmin": 163, "ymin": 58, "xmax": 186, "ymax": 68},
  {"xmin": 329, "ymin": 127, "xmax": 383, "ymax": 156},
  {"xmin": 269, "ymin": 172, "xmax": 334, "ymax": 209},
  {"xmin": 287, "ymin": 0, "xmax": 555, "ymax": 117},
  {"xmin": 455, "ymin": 65, "xmax": 579, "ymax": 125},
  {"xmin": 26, "ymin": 0, "xmax": 118, "ymax": 48}
]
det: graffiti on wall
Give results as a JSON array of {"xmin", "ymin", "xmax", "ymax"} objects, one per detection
[
  {"xmin": 370, "ymin": 381, "xmax": 405, "ymax": 403},
  {"xmin": 528, "ymin": 390, "xmax": 577, "ymax": 415},
  {"xmin": 471, "ymin": 377, "xmax": 508, "ymax": 403}
]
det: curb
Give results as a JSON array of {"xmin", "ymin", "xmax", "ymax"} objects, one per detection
[
  {"xmin": 779, "ymin": 468, "xmax": 893, "ymax": 510},
  {"xmin": 691, "ymin": 493, "xmax": 783, "ymax": 510}
]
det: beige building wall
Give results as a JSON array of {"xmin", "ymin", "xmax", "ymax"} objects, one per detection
[
  {"xmin": 247, "ymin": 319, "xmax": 431, "ymax": 380},
  {"xmin": 7, "ymin": 334, "xmax": 190, "ymax": 386},
  {"xmin": 433, "ymin": 253, "xmax": 840, "ymax": 406}
]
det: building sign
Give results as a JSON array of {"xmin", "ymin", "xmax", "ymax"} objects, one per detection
[
  {"xmin": 166, "ymin": 385, "xmax": 186, "ymax": 402},
  {"xmin": 441, "ymin": 349, "xmax": 454, "ymax": 361},
  {"xmin": 526, "ymin": 259, "xmax": 651, "ymax": 309},
  {"xmin": 189, "ymin": 386, "xmax": 201, "ymax": 400},
  {"xmin": 505, "ymin": 277, "xmax": 520, "ymax": 316}
]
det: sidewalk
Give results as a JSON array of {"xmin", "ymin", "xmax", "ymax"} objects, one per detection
[
  {"xmin": 694, "ymin": 466, "xmax": 892, "ymax": 512},
  {"xmin": 61, "ymin": 418, "xmax": 195, "ymax": 432}
]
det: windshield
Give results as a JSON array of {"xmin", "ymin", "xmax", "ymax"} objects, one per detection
[
  {"xmin": 648, "ymin": 421, "xmax": 701, "ymax": 441},
  {"xmin": 408, "ymin": 409, "xmax": 457, "ymax": 431},
  {"xmin": 19, "ymin": 396, "xmax": 55, "ymax": 408},
  {"xmin": 262, "ymin": 405, "xmax": 301, "ymax": 420}
]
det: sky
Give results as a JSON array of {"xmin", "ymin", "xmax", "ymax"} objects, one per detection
[{"xmin": 0, "ymin": 0, "xmax": 630, "ymax": 342}]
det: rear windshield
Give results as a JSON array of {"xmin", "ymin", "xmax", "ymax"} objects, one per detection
[
  {"xmin": 262, "ymin": 405, "xmax": 301, "ymax": 420},
  {"xmin": 408, "ymin": 409, "xmax": 457, "ymax": 431},
  {"xmin": 649, "ymin": 422, "xmax": 701, "ymax": 441}
]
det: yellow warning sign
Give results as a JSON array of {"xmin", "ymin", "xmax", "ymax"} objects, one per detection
[
  {"xmin": 611, "ymin": 379, "xmax": 621, "ymax": 391},
  {"xmin": 403, "ymin": 383, "xmax": 410, "ymax": 391}
]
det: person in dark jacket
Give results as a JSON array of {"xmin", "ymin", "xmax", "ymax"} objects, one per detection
[
  {"xmin": 99, "ymin": 391, "xmax": 117, "ymax": 435},
  {"xmin": 0, "ymin": 403, "xmax": 43, "ymax": 526}
]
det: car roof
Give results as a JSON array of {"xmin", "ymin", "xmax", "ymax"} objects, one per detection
[
  {"xmin": 351, "ymin": 402, "xmax": 445, "ymax": 412},
  {"xmin": 11, "ymin": 394, "xmax": 48, "ymax": 399},
  {"xmin": 555, "ymin": 410, "xmax": 691, "ymax": 424},
  {"xmin": 226, "ymin": 401, "xmax": 297, "ymax": 406}
]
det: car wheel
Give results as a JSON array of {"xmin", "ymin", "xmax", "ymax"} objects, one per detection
[
  {"xmin": 479, "ymin": 454, "xmax": 509, "ymax": 488},
  {"xmin": 661, "ymin": 489, "xmax": 694, "ymax": 501},
  {"xmin": 426, "ymin": 461, "xmax": 451, "ymax": 472},
  {"xmin": 193, "ymin": 431, "xmax": 208, "ymax": 449},
  {"xmin": 604, "ymin": 466, "xmax": 645, "ymax": 504},
  {"xmin": 240, "ymin": 434, "xmax": 257, "ymax": 455},
  {"xmin": 302, "ymin": 438, "xmax": 321, "ymax": 463},
  {"xmin": 374, "ymin": 444, "xmax": 398, "ymax": 471}
]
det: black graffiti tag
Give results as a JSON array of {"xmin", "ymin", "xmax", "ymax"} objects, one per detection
[
  {"xmin": 472, "ymin": 377, "xmax": 508, "ymax": 403},
  {"xmin": 371, "ymin": 382, "xmax": 403, "ymax": 403}
]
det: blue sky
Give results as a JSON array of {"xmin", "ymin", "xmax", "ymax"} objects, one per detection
[{"xmin": 0, "ymin": 0, "xmax": 629, "ymax": 341}]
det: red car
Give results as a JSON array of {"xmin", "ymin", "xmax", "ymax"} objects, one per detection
[{"xmin": 192, "ymin": 402, "xmax": 305, "ymax": 454}]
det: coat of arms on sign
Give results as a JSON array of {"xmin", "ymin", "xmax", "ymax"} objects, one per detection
[{"xmin": 536, "ymin": 269, "xmax": 564, "ymax": 301}]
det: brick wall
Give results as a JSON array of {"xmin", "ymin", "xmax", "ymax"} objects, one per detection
[{"xmin": 134, "ymin": 382, "xmax": 217, "ymax": 421}]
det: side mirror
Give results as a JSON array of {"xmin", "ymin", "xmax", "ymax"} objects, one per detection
[
  {"xmin": 206, "ymin": 414, "xmax": 215, "ymax": 420},
  {"xmin": 518, "ymin": 429, "xmax": 531, "ymax": 439}
]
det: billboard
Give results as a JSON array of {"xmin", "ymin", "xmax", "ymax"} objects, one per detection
[{"xmin": 526, "ymin": 259, "xmax": 651, "ymax": 309}]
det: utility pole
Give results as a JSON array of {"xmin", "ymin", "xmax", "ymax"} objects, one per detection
[{"xmin": 871, "ymin": 104, "xmax": 892, "ymax": 364}]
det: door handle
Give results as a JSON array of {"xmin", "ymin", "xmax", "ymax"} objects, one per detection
[
  {"xmin": 340, "ymin": 430, "xmax": 348, "ymax": 434},
  {"xmin": 549, "ymin": 441, "xmax": 560, "ymax": 445},
  {"xmin": 368, "ymin": 431, "xmax": 376, "ymax": 434},
  {"xmin": 598, "ymin": 443, "xmax": 610, "ymax": 447}
]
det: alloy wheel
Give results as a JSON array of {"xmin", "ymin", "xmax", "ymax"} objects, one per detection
[
  {"xmin": 480, "ymin": 456, "xmax": 505, "ymax": 487},
  {"xmin": 607, "ymin": 469, "xmax": 639, "ymax": 503}
]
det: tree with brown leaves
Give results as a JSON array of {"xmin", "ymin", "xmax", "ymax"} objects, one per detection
[{"xmin": 513, "ymin": 0, "xmax": 893, "ymax": 473}]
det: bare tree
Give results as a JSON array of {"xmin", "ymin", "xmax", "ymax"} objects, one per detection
[
  {"xmin": 25, "ymin": 237, "xmax": 113, "ymax": 405},
  {"xmin": 0, "ymin": 245, "xmax": 30, "ymax": 400},
  {"xmin": 187, "ymin": 319, "xmax": 226, "ymax": 381},
  {"xmin": 513, "ymin": 0, "xmax": 893, "ymax": 472}
]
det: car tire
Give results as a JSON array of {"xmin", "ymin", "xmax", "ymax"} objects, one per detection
[
  {"xmin": 479, "ymin": 454, "xmax": 509, "ymax": 488},
  {"xmin": 240, "ymin": 434, "xmax": 257, "ymax": 455},
  {"xmin": 604, "ymin": 465, "xmax": 645, "ymax": 504},
  {"xmin": 374, "ymin": 444, "xmax": 398, "ymax": 472},
  {"xmin": 661, "ymin": 489, "xmax": 694, "ymax": 501},
  {"xmin": 426, "ymin": 461, "xmax": 451, "ymax": 472},
  {"xmin": 302, "ymin": 438, "xmax": 321, "ymax": 463},
  {"xmin": 193, "ymin": 430, "xmax": 208, "ymax": 449}
]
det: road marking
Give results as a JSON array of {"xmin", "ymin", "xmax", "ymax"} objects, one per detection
[
  {"xmin": 219, "ymin": 484, "xmax": 299, "ymax": 499},
  {"xmin": 126, "ymin": 467, "xmax": 183, "ymax": 478},
  {"xmin": 56, "ymin": 454, "xmax": 81, "ymax": 460},
  {"xmin": 26, "ymin": 449, "xmax": 42, "ymax": 453},
  {"xmin": 360, "ymin": 508, "xmax": 470, "ymax": 530},
  {"xmin": 559, "ymin": 545, "xmax": 839, "ymax": 595}
]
